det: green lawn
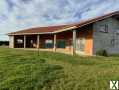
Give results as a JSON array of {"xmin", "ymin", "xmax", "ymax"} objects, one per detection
[{"xmin": 0, "ymin": 48, "xmax": 119, "ymax": 90}]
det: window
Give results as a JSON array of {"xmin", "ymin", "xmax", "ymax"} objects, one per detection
[
  {"xmin": 111, "ymin": 39, "xmax": 115, "ymax": 46},
  {"xmin": 76, "ymin": 38, "xmax": 85, "ymax": 52},
  {"xmin": 99, "ymin": 24, "xmax": 108, "ymax": 33},
  {"xmin": 45, "ymin": 40, "xmax": 53, "ymax": 48},
  {"xmin": 17, "ymin": 39, "xmax": 23, "ymax": 44},
  {"xmin": 116, "ymin": 29, "xmax": 119, "ymax": 35},
  {"xmin": 57, "ymin": 40, "xmax": 65, "ymax": 48}
]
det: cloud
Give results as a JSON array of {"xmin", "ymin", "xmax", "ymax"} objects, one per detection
[{"xmin": 0, "ymin": 0, "xmax": 119, "ymax": 40}]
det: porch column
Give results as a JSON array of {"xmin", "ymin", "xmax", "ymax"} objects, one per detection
[
  {"xmin": 37, "ymin": 34, "xmax": 40, "ymax": 48},
  {"xmin": 24, "ymin": 35, "xmax": 26, "ymax": 48},
  {"xmin": 53, "ymin": 34, "xmax": 57, "ymax": 52},
  {"xmin": 73, "ymin": 30, "xmax": 76, "ymax": 55},
  {"xmin": 9, "ymin": 35, "xmax": 14, "ymax": 48}
]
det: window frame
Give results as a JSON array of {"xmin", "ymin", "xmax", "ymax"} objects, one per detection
[{"xmin": 99, "ymin": 24, "xmax": 108, "ymax": 33}]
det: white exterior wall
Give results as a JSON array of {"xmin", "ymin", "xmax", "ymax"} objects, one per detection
[
  {"xmin": 93, "ymin": 17, "xmax": 119, "ymax": 54},
  {"xmin": 9, "ymin": 35, "xmax": 14, "ymax": 48}
]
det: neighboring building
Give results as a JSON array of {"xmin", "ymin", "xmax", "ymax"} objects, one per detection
[{"xmin": 8, "ymin": 11, "xmax": 119, "ymax": 55}]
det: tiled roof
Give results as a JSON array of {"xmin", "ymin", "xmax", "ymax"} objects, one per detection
[
  {"xmin": 8, "ymin": 11, "xmax": 119, "ymax": 35},
  {"xmin": 8, "ymin": 25, "xmax": 75, "ymax": 35}
]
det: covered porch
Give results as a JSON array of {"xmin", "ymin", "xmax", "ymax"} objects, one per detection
[
  {"xmin": 10, "ymin": 30, "xmax": 75, "ymax": 54},
  {"xmin": 9, "ymin": 25, "xmax": 93, "ymax": 55}
]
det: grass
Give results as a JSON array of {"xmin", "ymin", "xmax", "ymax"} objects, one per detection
[{"xmin": 0, "ymin": 48, "xmax": 119, "ymax": 90}]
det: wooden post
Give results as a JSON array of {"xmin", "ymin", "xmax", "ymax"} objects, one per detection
[
  {"xmin": 37, "ymin": 34, "xmax": 40, "ymax": 48},
  {"xmin": 73, "ymin": 30, "xmax": 76, "ymax": 55},
  {"xmin": 24, "ymin": 35, "xmax": 26, "ymax": 48},
  {"xmin": 54, "ymin": 34, "xmax": 57, "ymax": 52}
]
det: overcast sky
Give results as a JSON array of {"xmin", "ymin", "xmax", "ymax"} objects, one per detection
[{"xmin": 0, "ymin": 0, "xmax": 119, "ymax": 41}]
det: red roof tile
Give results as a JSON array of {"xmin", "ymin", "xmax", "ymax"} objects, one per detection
[{"xmin": 8, "ymin": 25, "xmax": 75, "ymax": 35}]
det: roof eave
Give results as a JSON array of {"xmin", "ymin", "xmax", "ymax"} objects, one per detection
[
  {"xmin": 7, "ymin": 26, "xmax": 77, "ymax": 35},
  {"xmin": 7, "ymin": 32, "xmax": 54, "ymax": 35}
]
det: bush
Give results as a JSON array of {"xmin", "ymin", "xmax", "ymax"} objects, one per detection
[
  {"xmin": 96, "ymin": 49, "xmax": 108, "ymax": 56},
  {"xmin": 0, "ymin": 41, "xmax": 9, "ymax": 46}
]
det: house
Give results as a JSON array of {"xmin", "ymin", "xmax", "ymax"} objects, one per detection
[{"xmin": 8, "ymin": 11, "xmax": 119, "ymax": 55}]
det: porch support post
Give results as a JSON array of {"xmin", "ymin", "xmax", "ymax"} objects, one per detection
[
  {"xmin": 53, "ymin": 34, "xmax": 57, "ymax": 52},
  {"xmin": 37, "ymin": 34, "xmax": 40, "ymax": 48},
  {"xmin": 73, "ymin": 30, "xmax": 76, "ymax": 55},
  {"xmin": 24, "ymin": 35, "xmax": 26, "ymax": 48},
  {"xmin": 9, "ymin": 35, "xmax": 14, "ymax": 48}
]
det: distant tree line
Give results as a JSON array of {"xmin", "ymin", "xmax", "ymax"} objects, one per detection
[{"xmin": 0, "ymin": 41, "xmax": 9, "ymax": 46}]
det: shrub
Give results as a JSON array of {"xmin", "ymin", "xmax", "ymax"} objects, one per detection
[
  {"xmin": 0, "ymin": 41, "xmax": 9, "ymax": 46},
  {"xmin": 96, "ymin": 49, "xmax": 108, "ymax": 57}
]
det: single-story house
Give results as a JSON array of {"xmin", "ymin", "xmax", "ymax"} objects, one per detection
[{"xmin": 8, "ymin": 11, "xmax": 119, "ymax": 55}]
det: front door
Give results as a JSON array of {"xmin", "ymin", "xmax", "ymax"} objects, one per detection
[{"xmin": 76, "ymin": 38, "xmax": 85, "ymax": 54}]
